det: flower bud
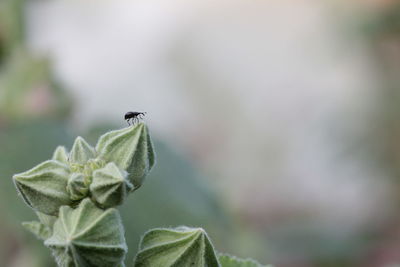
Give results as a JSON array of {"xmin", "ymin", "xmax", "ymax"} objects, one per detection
[
  {"xmin": 45, "ymin": 198, "xmax": 127, "ymax": 267},
  {"xmin": 52, "ymin": 146, "xmax": 69, "ymax": 164},
  {"xmin": 13, "ymin": 160, "xmax": 72, "ymax": 215},
  {"xmin": 67, "ymin": 173, "xmax": 89, "ymax": 201},
  {"xmin": 90, "ymin": 162, "xmax": 133, "ymax": 208},
  {"xmin": 96, "ymin": 123, "xmax": 155, "ymax": 188},
  {"xmin": 134, "ymin": 226, "xmax": 220, "ymax": 267},
  {"xmin": 69, "ymin": 136, "xmax": 96, "ymax": 164}
]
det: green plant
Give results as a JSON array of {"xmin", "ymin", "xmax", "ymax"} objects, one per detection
[
  {"xmin": 13, "ymin": 123, "xmax": 268, "ymax": 267},
  {"xmin": 133, "ymin": 226, "xmax": 270, "ymax": 267}
]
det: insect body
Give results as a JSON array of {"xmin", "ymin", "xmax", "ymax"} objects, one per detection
[{"xmin": 125, "ymin": 111, "xmax": 146, "ymax": 125}]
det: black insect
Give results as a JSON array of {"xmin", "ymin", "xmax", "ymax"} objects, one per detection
[{"xmin": 124, "ymin": 111, "xmax": 146, "ymax": 126}]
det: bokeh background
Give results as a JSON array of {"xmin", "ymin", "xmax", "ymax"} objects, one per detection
[{"xmin": 1, "ymin": 0, "xmax": 400, "ymax": 266}]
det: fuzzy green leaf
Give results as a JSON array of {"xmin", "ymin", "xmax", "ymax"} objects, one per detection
[
  {"xmin": 22, "ymin": 221, "xmax": 52, "ymax": 240},
  {"xmin": 45, "ymin": 198, "xmax": 127, "ymax": 267},
  {"xmin": 90, "ymin": 162, "xmax": 133, "ymax": 208},
  {"xmin": 134, "ymin": 226, "xmax": 220, "ymax": 267},
  {"xmin": 218, "ymin": 254, "xmax": 270, "ymax": 267},
  {"xmin": 96, "ymin": 123, "xmax": 155, "ymax": 188},
  {"xmin": 69, "ymin": 136, "xmax": 96, "ymax": 164},
  {"xmin": 52, "ymin": 146, "xmax": 69, "ymax": 164},
  {"xmin": 13, "ymin": 160, "xmax": 72, "ymax": 215}
]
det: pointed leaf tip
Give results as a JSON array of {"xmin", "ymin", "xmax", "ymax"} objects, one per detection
[
  {"xmin": 70, "ymin": 136, "xmax": 96, "ymax": 164},
  {"xmin": 52, "ymin": 146, "xmax": 69, "ymax": 163}
]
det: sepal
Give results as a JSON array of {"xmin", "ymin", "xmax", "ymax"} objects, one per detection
[
  {"xmin": 69, "ymin": 136, "xmax": 96, "ymax": 164},
  {"xmin": 52, "ymin": 146, "xmax": 69, "ymax": 164}
]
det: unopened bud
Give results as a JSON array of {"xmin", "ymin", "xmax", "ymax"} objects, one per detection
[
  {"xmin": 134, "ymin": 226, "xmax": 220, "ymax": 267},
  {"xmin": 45, "ymin": 198, "xmax": 127, "ymax": 267},
  {"xmin": 13, "ymin": 160, "xmax": 72, "ymax": 215},
  {"xmin": 67, "ymin": 173, "xmax": 89, "ymax": 201},
  {"xmin": 96, "ymin": 123, "xmax": 155, "ymax": 188},
  {"xmin": 90, "ymin": 162, "xmax": 133, "ymax": 208}
]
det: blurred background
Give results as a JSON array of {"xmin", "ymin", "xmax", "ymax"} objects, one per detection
[{"xmin": 1, "ymin": 0, "xmax": 400, "ymax": 266}]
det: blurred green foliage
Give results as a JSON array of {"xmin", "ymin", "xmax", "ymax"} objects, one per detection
[
  {"xmin": 0, "ymin": 0, "xmax": 24, "ymax": 62},
  {"xmin": 361, "ymin": 2, "xmax": 400, "ymax": 182},
  {"xmin": 0, "ymin": 0, "xmax": 71, "ymax": 125},
  {"xmin": 0, "ymin": 51, "xmax": 72, "ymax": 123}
]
